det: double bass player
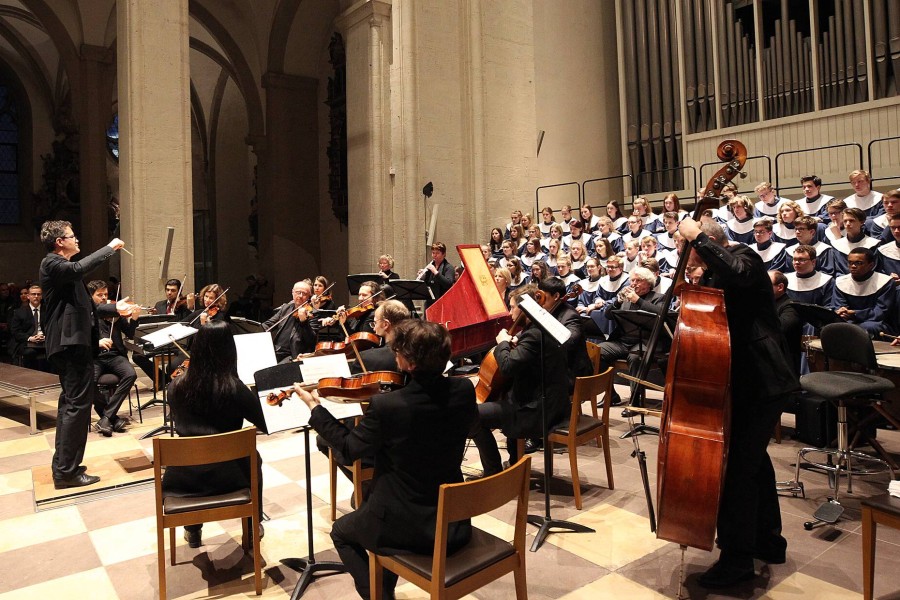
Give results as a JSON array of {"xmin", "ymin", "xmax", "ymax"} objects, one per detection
[{"xmin": 678, "ymin": 217, "xmax": 799, "ymax": 588}]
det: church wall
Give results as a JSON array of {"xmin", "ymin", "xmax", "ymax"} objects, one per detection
[
  {"xmin": 213, "ymin": 78, "xmax": 256, "ymax": 300},
  {"xmin": 532, "ymin": 0, "xmax": 622, "ymax": 211}
]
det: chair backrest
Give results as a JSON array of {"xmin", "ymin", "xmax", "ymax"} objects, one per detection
[
  {"xmin": 438, "ymin": 456, "xmax": 531, "ymax": 525},
  {"xmin": 585, "ymin": 341, "xmax": 602, "ymax": 375},
  {"xmin": 153, "ymin": 427, "xmax": 257, "ymax": 469},
  {"xmin": 820, "ymin": 323, "xmax": 879, "ymax": 371},
  {"xmin": 571, "ymin": 367, "xmax": 613, "ymax": 424}
]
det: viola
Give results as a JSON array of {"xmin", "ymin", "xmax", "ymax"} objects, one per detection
[
  {"xmin": 266, "ymin": 370, "xmax": 406, "ymax": 405},
  {"xmin": 314, "ymin": 331, "xmax": 381, "ymax": 356}
]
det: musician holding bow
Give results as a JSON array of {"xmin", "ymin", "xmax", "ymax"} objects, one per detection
[
  {"xmin": 293, "ymin": 320, "xmax": 476, "ymax": 599},
  {"xmin": 262, "ymin": 280, "xmax": 316, "ymax": 362},
  {"xmin": 678, "ymin": 218, "xmax": 799, "ymax": 588}
]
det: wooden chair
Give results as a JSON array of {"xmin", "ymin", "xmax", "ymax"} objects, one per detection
[
  {"xmin": 585, "ymin": 340, "xmax": 602, "ymax": 375},
  {"xmin": 369, "ymin": 456, "xmax": 531, "ymax": 600},
  {"xmin": 547, "ymin": 367, "xmax": 615, "ymax": 509},
  {"xmin": 862, "ymin": 493, "xmax": 900, "ymax": 600},
  {"xmin": 153, "ymin": 427, "xmax": 262, "ymax": 599},
  {"xmin": 329, "ymin": 450, "xmax": 374, "ymax": 520}
]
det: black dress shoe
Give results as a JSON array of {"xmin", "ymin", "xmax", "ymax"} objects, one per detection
[
  {"xmin": 754, "ymin": 539, "xmax": 787, "ymax": 564},
  {"xmin": 96, "ymin": 417, "xmax": 112, "ymax": 437},
  {"xmin": 184, "ymin": 528, "xmax": 202, "ymax": 548},
  {"xmin": 111, "ymin": 419, "xmax": 127, "ymax": 433},
  {"xmin": 523, "ymin": 439, "xmax": 543, "ymax": 454},
  {"xmin": 697, "ymin": 557, "xmax": 755, "ymax": 588},
  {"xmin": 53, "ymin": 473, "xmax": 101, "ymax": 489}
]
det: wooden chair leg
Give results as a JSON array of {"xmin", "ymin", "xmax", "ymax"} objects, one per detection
[
  {"xmin": 252, "ymin": 515, "xmax": 262, "ymax": 595},
  {"xmin": 329, "ymin": 450, "xmax": 338, "ymax": 521},
  {"xmin": 169, "ymin": 528, "xmax": 176, "ymax": 566},
  {"xmin": 568, "ymin": 440, "xmax": 582, "ymax": 510},
  {"xmin": 157, "ymin": 526, "xmax": 167, "ymax": 600},
  {"xmin": 862, "ymin": 505, "xmax": 876, "ymax": 600},
  {"xmin": 242, "ymin": 516, "xmax": 250, "ymax": 551},
  {"xmin": 513, "ymin": 561, "xmax": 528, "ymax": 600},
  {"xmin": 601, "ymin": 430, "xmax": 614, "ymax": 490},
  {"xmin": 369, "ymin": 553, "xmax": 384, "ymax": 600}
]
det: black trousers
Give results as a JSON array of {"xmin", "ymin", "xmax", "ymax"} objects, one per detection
[
  {"xmin": 716, "ymin": 392, "xmax": 790, "ymax": 560},
  {"xmin": 93, "ymin": 352, "xmax": 137, "ymax": 420},
  {"xmin": 49, "ymin": 346, "xmax": 95, "ymax": 480},
  {"xmin": 470, "ymin": 402, "xmax": 517, "ymax": 475},
  {"xmin": 331, "ymin": 510, "xmax": 398, "ymax": 599}
]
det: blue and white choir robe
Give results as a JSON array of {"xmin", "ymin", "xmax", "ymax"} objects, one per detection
[
  {"xmin": 754, "ymin": 196, "xmax": 790, "ymax": 218},
  {"xmin": 725, "ymin": 216, "xmax": 756, "ymax": 245},
  {"xmin": 833, "ymin": 271, "xmax": 897, "ymax": 336},
  {"xmin": 772, "ymin": 222, "xmax": 799, "ymax": 248},
  {"xmin": 829, "ymin": 235, "xmax": 881, "ymax": 275},
  {"xmin": 876, "ymin": 242, "xmax": 900, "ymax": 278},
  {"xmin": 786, "ymin": 270, "xmax": 835, "ymax": 308},
  {"xmin": 577, "ymin": 274, "xmax": 629, "ymax": 337},
  {"xmin": 749, "ymin": 240, "xmax": 788, "ymax": 272},
  {"xmin": 845, "ymin": 190, "xmax": 884, "ymax": 219},
  {"xmin": 799, "ymin": 194, "xmax": 835, "ymax": 222},
  {"xmin": 781, "ymin": 241, "xmax": 838, "ymax": 276}
]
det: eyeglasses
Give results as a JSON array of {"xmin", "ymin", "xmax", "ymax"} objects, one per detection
[
  {"xmin": 794, "ymin": 227, "xmax": 810, "ymax": 231},
  {"xmin": 848, "ymin": 261, "xmax": 868, "ymax": 267},
  {"xmin": 792, "ymin": 258, "xmax": 810, "ymax": 263},
  {"xmin": 59, "ymin": 234, "xmax": 77, "ymax": 240}
]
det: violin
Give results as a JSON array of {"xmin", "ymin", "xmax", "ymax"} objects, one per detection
[
  {"xmin": 171, "ymin": 359, "xmax": 190, "ymax": 379},
  {"xmin": 266, "ymin": 370, "xmax": 406, "ymax": 405},
  {"xmin": 314, "ymin": 331, "xmax": 381, "ymax": 356}
]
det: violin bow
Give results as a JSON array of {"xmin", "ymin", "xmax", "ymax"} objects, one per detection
[
  {"xmin": 167, "ymin": 334, "xmax": 191, "ymax": 359},
  {"xmin": 188, "ymin": 287, "xmax": 230, "ymax": 326},
  {"xmin": 338, "ymin": 320, "xmax": 369, "ymax": 374}
]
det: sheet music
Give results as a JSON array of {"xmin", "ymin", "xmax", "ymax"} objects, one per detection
[
  {"xmin": 517, "ymin": 294, "xmax": 571, "ymax": 346},
  {"xmin": 234, "ymin": 332, "xmax": 278, "ymax": 385},
  {"xmin": 141, "ymin": 323, "xmax": 198, "ymax": 349},
  {"xmin": 257, "ymin": 387, "xmax": 363, "ymax": 434},
  {"xmin": 299, "ymin": 354, "xmax": 353, "ymax": 383}
]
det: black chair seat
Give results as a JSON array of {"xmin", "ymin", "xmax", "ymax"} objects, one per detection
[
  {"xmin": 389, "ymin": 527, "xmax": 514, "ymax": 587},
  {"xmin": 163, "ymin": 489, "xmax": 251, "ymax": 514},
  {"xmin": 97, "ymin": 373, "xmax": 121, "ymax": 387},
  {"xmin": 552, "ymin": 415, "xmax": 604, "ymax": 437},
  {"xmin": 800, "ymin": 371, "xmax": 894, "ymax": 400}
]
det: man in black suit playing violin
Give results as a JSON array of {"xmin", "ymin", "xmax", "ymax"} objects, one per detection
[
  {"xmin": 679, "ymin": 218, "xmax": 799, "ymax": 589},
  {"xmin": 263, "ymin": 280, "xmax": 316, "ymax": 362}
]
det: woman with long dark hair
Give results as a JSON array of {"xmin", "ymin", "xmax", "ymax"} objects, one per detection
[{"xmin": 162, "ymin": 320, "xmax": 267, "ymax": 548}]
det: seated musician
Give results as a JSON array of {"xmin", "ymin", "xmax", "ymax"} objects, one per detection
[
  {"xmin": 293, "ymin": 320, "xmax": 476, "ymax": 599},
  {"xmin": 325, "ymin": 280, "xmax": 381, "ymax": 335},
  {"xmin": 164, "ymin": 320, "xmax": 267, "ymax": 549},
  {"xmin": 418, "ymin": 242, "xmax": 455, "ymax": 308},
  {"xmin": 376, "ymin": 255, "xmax": 400, "ymax": 281},
  {"xmin": 153, "ymin": 278, "xmax": 190, "ymax": 319},
  {"xmin": 833, "ymin": 247, "xmax": 897, "ymax": 336},
  {"xmin": 770, "ymin": 271, "xmax": 803, "ymax": 376},
  {"xmin": 598, "ymin": 266, "xmax": 668, "ymax": 405},
  {"xmin": 785, "ymin": 244, "xmax": 834, "ymax": 307},
  {"xmin": 310, "ymin": 275, "xmax": 336, "ymax": 311},
  {"xmin": 87, "ymin": 280, "xmax": 140, "ymax": 436},
  {"xmin": 169, "ymin": 284, "xmax": 230, "ymax": 375},
  {"xmin": 262, "ymin": 280, "xmax": 316, "ymax": 363},
  {"xmin": 470, "ymin": 284, "xmax": 569, "ymax": 477},
  {"xmin": 8, "ymin": 284, "xmax": 49, "ymax": 370},
  {"xmin": 537, "ymin": 277, "xmax": 593, "ymax": 389}
]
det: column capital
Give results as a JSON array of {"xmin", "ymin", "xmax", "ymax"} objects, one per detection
[{"xmin": 336, "ymin": 0, "xmax": 391, "ymax": 32}]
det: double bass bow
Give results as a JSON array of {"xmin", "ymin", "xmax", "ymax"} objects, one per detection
[{"xmin": 626, "ymin": 140, "xmax": 746, "ymax": 556}]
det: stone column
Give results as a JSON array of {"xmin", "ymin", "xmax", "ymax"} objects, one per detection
[
  {"xmin": 337, "ymin": 0, "xmax": 394, "ymax": 275},
  {"xmin": 259, "ymin": 72, "xmax": 320, "ymax": 300},
  {"xmin": 116, "ymin": 0, "xmax": 194, "ymax": 303},
  {"xmin": 77, "ymin": 44, "xmax": 116, "ymax": 280}
]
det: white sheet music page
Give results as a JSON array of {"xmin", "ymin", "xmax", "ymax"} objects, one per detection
[
  {"xmin": 142, "ymin": 323, "xmax": 197, "ymax": 348},
  {"xmin": 516, "ymin": 294, "xmax": 572, "ymax": 346},
  {"xmin": 299, "ymin": 355, "xmax": 363, "ymax": 419},
  {"xmin": 234, "ymin": 332, "xmax": 277, "ymax": 385}
]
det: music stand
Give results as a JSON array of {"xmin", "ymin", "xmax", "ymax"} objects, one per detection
[
  {"xmin": 253, "ymin": 363, "xmax": 346, "ymax": 598},
  {"xmin": 609, "ymin": 308, "xmax": 674, "ymax": 438},
  {"xmin": 387, "ymin": 279, "xmax": 433, "ymax": 318},
  {"xmin": 516, "ymin": 295, "xmax": 594, "ymax": 552},
  {"xmin": 230, "ymin": 317, "xmax": 265, "ymax": 334},
  {"xmin": 792, "ymin": 301, "xmax": 843, "ymax": 330},
  {"xmin": 347, "ymin": 274, "xmax": 383, "ymax": 295},
  {"xmin": 137, "ymin": 314, "xmax": 176, "ymax": 325}
]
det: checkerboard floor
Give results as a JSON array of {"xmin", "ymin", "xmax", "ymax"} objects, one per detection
[{"xmin": 1, "ymin": 380, "xmax": 898, "ymax": 599}]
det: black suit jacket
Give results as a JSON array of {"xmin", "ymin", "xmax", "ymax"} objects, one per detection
[
  {"xmin": 552, "ymin": 303, "xmax": 594, "ymax": 388},
  {"xmin": 422, "ymin": 260, "xmax": 456, "ymax": 308},
  {"xmin": 493, "ymin": 324, "xmax": 569, "ymax": 438},
  {"xmin": 153, "ymin": 299, "xmax": 190, "ymax": 320},
  {"xmin": 693, "ymin": 234, "xmax": 800, "ymax": 401},
  {"xmin": 39, "ymin": 247, "xmax": 115, "ymax": 358},
  {"xmin": 96, "ymin": 303, "xmax": 137, "ymax": 356},
  {"xmin": 9, "ymin": 303, "xmax": 39, "ymax": 357},
  {"xmin": 262, "ymin": 301, "xmax": 316, "ymax": 357},
  {"xmin": 608, "ymin": 290, "xmax": 668, "ymax": 346},
  {"xmin": 309, "ymin": 374, "xmax": 476, "ymax": 554},
  {"xmin": 349, "ymin": 344, "xmax": 397, "ymax": 374}
]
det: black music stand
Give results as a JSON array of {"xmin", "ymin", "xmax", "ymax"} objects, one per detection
[
  {"xmin": 230, "ymin": 317, "xmax": 265, "ymax": 334},
  {"xmin": 347, "ymin": 274, "xmax": 382, "ymax": 295},
  {"xmin": 792, "ymin": 301, "xmax": 843, "ymax": 330},
  {"xmin": 608, "ymin": 308, "xmax": 675, "ymax": 438},
  {"xmin": 133, "ymin": 320, "xmax": 178, "ymax": 407},
  {"xmin": 516, "ymin": 295, "xmax": 594, "ymax": 551},
  {"xmin": 387, "ymin": 279, "xmax": 432, "ymax": 318},
  {"xmin": 253, "ymin": 363, "xmax": 347, "ymax": 598},
  {"xmin": 139, "ymin": 346, "xmax": 176, "ymax": 439}
]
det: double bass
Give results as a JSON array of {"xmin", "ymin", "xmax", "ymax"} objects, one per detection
[{"xmin": 629, "ymin": 140, "xmax": 746, "ymax": 552}]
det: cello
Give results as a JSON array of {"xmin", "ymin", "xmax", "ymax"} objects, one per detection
[{"xmin": 627, "ymin": 140, "xmax": 747, "ymax": 553}]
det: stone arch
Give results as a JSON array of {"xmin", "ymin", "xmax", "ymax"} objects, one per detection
[
  {"xmin": 188, "ymin": 0, "xmax": 264, "ymax": 139},
  {"xmin": 266, "ymin": 0, "xmax": 302, "ymax": 74}
]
